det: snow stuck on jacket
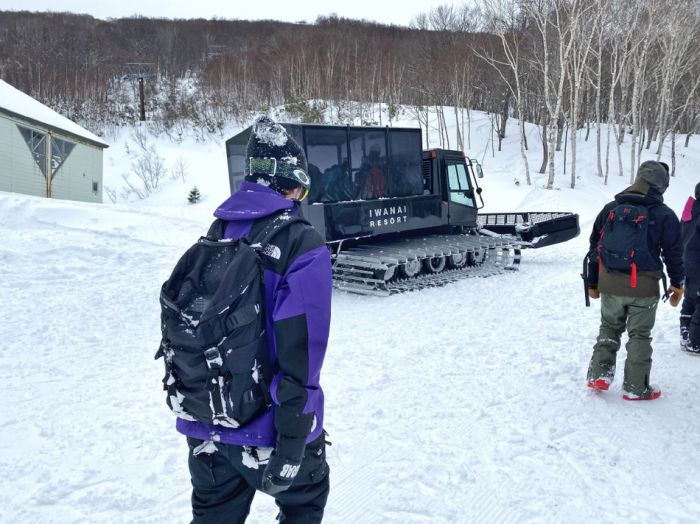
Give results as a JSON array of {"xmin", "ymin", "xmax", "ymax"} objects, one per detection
[{"xmin": 2, "ymin": 109, "xmax": 700, "ymax": 523}]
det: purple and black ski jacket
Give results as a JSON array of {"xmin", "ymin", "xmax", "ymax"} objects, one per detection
[{"xmin": 176, "ymin": 182, "xmax": 332, "ymax": 447}]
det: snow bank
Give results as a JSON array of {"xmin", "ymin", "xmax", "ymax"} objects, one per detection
[{"xmin": 2, "ymin": 108, "xmax": 700, "ymax": 523}]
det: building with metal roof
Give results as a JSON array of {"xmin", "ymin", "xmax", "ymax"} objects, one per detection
[{"xmin": 0, "ymin": 80, "xmax": 109, "ymax": 203}]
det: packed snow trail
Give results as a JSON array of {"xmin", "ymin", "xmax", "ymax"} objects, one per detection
[
  {"xmin": 3, "ymin": 191, "xmax": 700, "ymax": 523},
  {"xmin": 4, "ymin": 107, "xmax": 700, "ymax": 523}
]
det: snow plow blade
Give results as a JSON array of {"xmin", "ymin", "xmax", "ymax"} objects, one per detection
[{"xmin": 477, "ymin": 212, "xmax": 580, "ymax": 249}]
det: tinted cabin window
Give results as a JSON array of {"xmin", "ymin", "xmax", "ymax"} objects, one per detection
[
  {"xmin": 305, "ymin": 128, "xmax": 350, "ymax": 203},
  {"xmin": 226, "ymin": 130, "xmax": 249, "ymax": 192},
  {"xmin": 446, "ymin": 162, "xmax": 475, "ymax": 207},
  {"xmin": 350, "ymin": 129, "xmax": 387, "ymax": 200},
  {"xmin": 388, "ymin": 130, "xmax": 424, "ymax": 197},
  {"xmin": 285, "ymin": 125, "xmax": 303, "ymax": 150}
]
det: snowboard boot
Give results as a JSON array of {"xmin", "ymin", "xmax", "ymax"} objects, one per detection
[
  {"xmin": 587, "ymin": 378, "xmax": 611, "ymax": 391},
  {"xmin": 681, "ymin": 327, "xmax": 690, "ymax": 351},
  {"xmin": 622, "ymin": 386, "xmax": 661, "ymax": 401},
  {"xmin": 684, "ymin": 344, "xmax": 700, "ymax": 355}
]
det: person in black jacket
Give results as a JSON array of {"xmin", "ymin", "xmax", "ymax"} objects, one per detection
[
  {"xmin": 679, "ymin": 182, "xmax": 700, "ymax": 353},
  {"xmin": 583, "ymin": 160, "xmax": 684, "ymax": 400}
]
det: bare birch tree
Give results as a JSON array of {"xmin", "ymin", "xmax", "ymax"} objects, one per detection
[
  {"xmin": 567, "ymin": 2, "xmax": 602, "ymax": 188},
  {"xmin": 524, "ymin": 0, "xmax": 595, "ymax": 189},
  {"xmin": 653, "ymin": 0, "xmax": 700, "ymax": 158},
  {"xmin": 479, "ymin": 0, "xmax": 532, "ymax": 185}
]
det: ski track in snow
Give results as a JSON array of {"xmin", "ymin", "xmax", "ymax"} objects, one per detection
[
  {"xmin": 3, "ymin": 192, "xmax": 700, "ymax": 524},
  {"xmin": 4, "ymin": 110, "xmax": 700, "ymax": 523}
]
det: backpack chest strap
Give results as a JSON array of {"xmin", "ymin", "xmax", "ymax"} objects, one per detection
[{"xmin": 224, "ymin": 304, "xmax": 261, "ymax": 332}]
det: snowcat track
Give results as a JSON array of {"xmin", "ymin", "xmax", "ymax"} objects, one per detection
[{"xmin": 332, "ymin": 233, "xmax": 522, "ymax": 296}]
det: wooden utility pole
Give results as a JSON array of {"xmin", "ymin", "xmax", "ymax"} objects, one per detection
[
  {"xmin": 124, "ymin": 63, "xmax": 155, "ymax": 122},
  {"xmin": 139, "ymin": 77, "xmax": 146, "ymax": 122}
]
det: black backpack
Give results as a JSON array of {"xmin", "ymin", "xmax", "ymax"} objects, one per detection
[
  {"xmin": 596, "ymin": 202, "xmax": 658, "ymax": 287},
  {"xmin": 155, "ymin": 212, "xmax": 308, "ymax": 428}
]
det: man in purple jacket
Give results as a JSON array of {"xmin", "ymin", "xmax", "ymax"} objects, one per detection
[{"xmin": 179, "ymin": 117, "xmax": 332, "ymax": 523}]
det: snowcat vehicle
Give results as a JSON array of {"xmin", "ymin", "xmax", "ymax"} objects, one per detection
[{"xmin": 226, "ymin": 123, "xmax": 579, "ymax": 295}]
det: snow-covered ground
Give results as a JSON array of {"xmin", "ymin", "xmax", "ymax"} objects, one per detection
[{"xmin": 3, "ymin": 110, "xmax": 700, "ymax": 523}]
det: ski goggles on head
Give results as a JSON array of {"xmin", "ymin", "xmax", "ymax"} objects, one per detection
[
  {"xmin": 296, "ymin": 185, "xmax": 309, "ymax": 202},
  {"xmin": 249, "ymin": 157, "xmax": 277, "ymax": 177},
  {"xmin": 249, "ymin": 157, "xmax": 311, "ymax": 190}
]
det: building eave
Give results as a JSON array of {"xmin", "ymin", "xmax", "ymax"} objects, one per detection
[{"xmin": 0, "ymin": 107, "xmax": 109, "ymax": 149}]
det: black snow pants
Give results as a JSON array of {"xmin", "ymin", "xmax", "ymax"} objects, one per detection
[
  {"xmin": 681, "ymin": 279, "xmax": 700, "ymax": 350},
  {"xmin": 187, "ymin": 434, "xmax": 329, "ymax": 524}
]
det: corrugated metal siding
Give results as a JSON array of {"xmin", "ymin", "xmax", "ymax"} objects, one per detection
[
  {"xmin": 0, "ymin": 115, "xmax": 47, "ymax": 197},
  {"xmin": 0, "ymin": 113, "xmax": 104, "ymax": 203},
  {"xmin": 51, "ymin": 141, "xmax": 103, "ymax": 203}
]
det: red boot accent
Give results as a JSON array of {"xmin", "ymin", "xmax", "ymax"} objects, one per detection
[
  {"xmin": 623, "ymin": 388, "xmax": 661, "ymax": 401},
  {"xmin": 587, "ymin": 379, "xmax": 610, "ymax": 391}
]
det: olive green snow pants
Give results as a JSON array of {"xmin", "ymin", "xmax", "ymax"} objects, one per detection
[{"xmin": 587, "ymin": 294, "xmax": 659, "ymax": 395}]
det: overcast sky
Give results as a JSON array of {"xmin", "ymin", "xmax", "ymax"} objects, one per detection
[{"xmin": 0, "ymin": 0, "xmax": 460, "ymax": 26}]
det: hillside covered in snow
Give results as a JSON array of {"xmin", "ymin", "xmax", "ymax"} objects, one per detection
[{"xmin": 3, "ymin": 110, "xmax": 700, "ymax": 523}]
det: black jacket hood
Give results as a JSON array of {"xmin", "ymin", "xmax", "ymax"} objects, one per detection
[{"xmin": 615, "ymin": 179, "xmax": 664, "ymax": 206}]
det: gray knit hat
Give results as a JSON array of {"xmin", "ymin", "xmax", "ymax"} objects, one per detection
[{"xmin": 635, "ymin": 160, "xmax": 670, "ymax": 193}]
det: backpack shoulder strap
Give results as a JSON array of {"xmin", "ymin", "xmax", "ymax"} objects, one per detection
[
  {"xmin": 248, "ymin": 211, "xmax": 311, "ymax": 250},
  {"xmin": 206, "ymin": 218, "xmax": 227, "ymax": 240}
]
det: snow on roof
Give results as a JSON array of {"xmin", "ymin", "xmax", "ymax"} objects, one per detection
[{"xmin": 0, "ymin": 80, "xmax": 108, "ymax": 148}]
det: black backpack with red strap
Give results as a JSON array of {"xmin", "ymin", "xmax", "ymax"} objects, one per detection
[{"xmin": 596, "ymin": 202, "xmax": 661, "ymax": 286}]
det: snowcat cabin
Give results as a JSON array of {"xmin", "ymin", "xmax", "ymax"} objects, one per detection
[{"xmin": 226, "ymin": 124, "xmax": 482, "ymax": 243}]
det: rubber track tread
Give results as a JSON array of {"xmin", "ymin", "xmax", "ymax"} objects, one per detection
[{"xmin": 332, "ymin": 233, "xmax": 521, "ymax": 295}]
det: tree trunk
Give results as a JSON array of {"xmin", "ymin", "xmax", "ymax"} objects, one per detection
[
  {"xmin": 466, "ymin": 107, "xmax": 471, "ymax": 150},
  {"xmin": 493, "ymin": 113, "xmax": 501, "ymax": 152},
  {"xmin": 671, "ymin": 128, "xmax": 676, "ymax": 177},
  {"xmin": 630, "ymin": 76, "xmax": 641, "ymax": 183},
  {"xmin": 605, "ymin": 123, "xmax": 611, "ymax": 185},
  {"xmin": 454, "ymin": 105, "xmax": 463, "ymax": 151},
  {"xmin": 517, "ymin": 100, "xmax": 531, "ymax": 186},
  {"xmin": 540, "ymin": 117, "xmax": 549, "ymax": 175},
  {"xmin": 547, "ymin": 119, "xmax": 557, "ymax": 188},
  {"xmin": 442, "ymin": 106, "xmax": 450, "ymax": 149},
  {"xmin": 556, "ymin": 114, "xmax": 565, "ymax": 151},
  {"xmin": 563, "ymin": 122, "xmax": 569, "ymax": 176},
  {"xmin": 597, "ymin": 114, "xmax": 604, "ymax": 178},
  {"xmin": 645, "ymin": 125, "xmax": 654, "ymax": 150},
  {"xmin": 499, "ymin": 94, "xmax": 509, "ymax": 141},
  {"xmin": 491, "ymin": 113, "xmax": 496, "ymax": 158}
]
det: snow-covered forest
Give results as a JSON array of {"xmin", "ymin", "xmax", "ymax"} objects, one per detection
[
  {"xmin": 2, "ymin": 0, "xmax": 699, "ymax": 187},
  {"xmin": 5, "ymin": 107, "xmax": 700, "ymax": 523},
  {"xmin": 4, "ymin": 1, "xmax": 700, "ymax": 522}
]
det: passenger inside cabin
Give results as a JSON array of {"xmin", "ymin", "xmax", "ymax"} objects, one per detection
[
  {"xmin": 358, "ymin": 145, "xmax": 386, "ymax": 199},
  {"xmin": 322, "ymin": 159, "xmax": 353, "ymax": 202},
  {"xmin": 390, "ymin": 156, "xmax": 425, "ymax": 197},
  {"xmin": 306, "ymin": 163, "xmax": 323, "ymax": 203}
]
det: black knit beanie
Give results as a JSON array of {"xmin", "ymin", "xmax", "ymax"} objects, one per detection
[{"xmin": 244, "ymin": 116, "xmax": 310, "ymax": 194}]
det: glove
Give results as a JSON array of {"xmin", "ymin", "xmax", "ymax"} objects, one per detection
[
  {"xmin": 588, "ymin": 286, "xmax": 600, "ymax": 300},
  {"xmin": 261, "ymin": 435, "xmax": 306, "ymax": 496},
  {"xmin": 668, "ymin": 286, "xmax": 684, "ymax": 307}
]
